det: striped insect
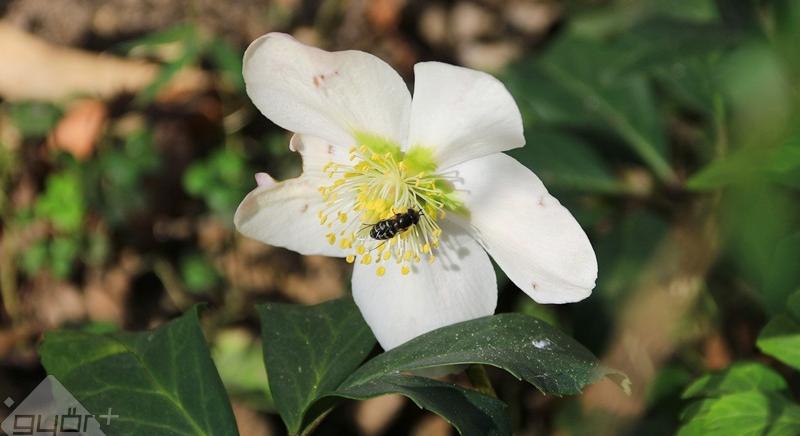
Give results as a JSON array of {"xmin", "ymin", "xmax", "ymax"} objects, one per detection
[{"xmin": 368, "ymin": 208, "xmax": 421, "ymax": 240}]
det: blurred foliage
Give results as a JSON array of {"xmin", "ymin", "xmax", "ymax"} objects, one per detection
[{"xmin": 1, "ymin": 0, "xmax": 799, "ymax": 434}]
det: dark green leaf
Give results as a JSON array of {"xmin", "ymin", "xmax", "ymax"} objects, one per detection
[
  {"xmin": 682, "ymin": 362, "xmax": 788, "ymax": 399},
  {"xmin": 333, "ymin": 374, "xmax": 510, "ymax": 436},
  {"xmin": 40, "ymin": 306, "xmax": 239, "ymax": 435},
  {"xmin": 257, "ymin": 299, "xmax": 376, "ymax": 434},
  {"xmin": 679, "ymin": 391, "xmax": 800, "ymax": 436},
  {"xmin": 340, "ymin": 313, "xmax": 622, "ymax": 396},
  {"xmin": 757, "ymin": 314, "xmax": 800, "ymax": 371}
]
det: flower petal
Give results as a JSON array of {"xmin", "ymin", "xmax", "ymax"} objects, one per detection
[
  {"xmin": 351, "ymin": 222, "xmax": 497, "ymax": 350},
  {"xmin": 234, "ymin": 176, "xmax": 346, "ymax": 257},
  {"xmin": 289, "ymin": 134, "xmax": 350, "ymax": 177},
  {"xmin": 244, "ymin": 33, "xmax": 411, "ymax": 148},
  {"xmin": 408, "ymin": 62, "xmax": 524, "ymax": 169},
  {"xmin": 451, "ymin": 153, "xmax": 597, "ymax": 304}
]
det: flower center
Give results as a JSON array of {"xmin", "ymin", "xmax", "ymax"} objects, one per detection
[{"xmin": 317, "ymin": 134, "xmax": 462, "ymax": 276}]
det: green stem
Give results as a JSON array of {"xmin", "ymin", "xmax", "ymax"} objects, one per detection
[{"xmin": 467, "ymin": 364, "xmax": 497, "ymax": 398}]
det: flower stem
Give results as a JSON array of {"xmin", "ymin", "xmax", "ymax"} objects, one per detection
[{"xmin": 467, "ymin": 364, "xmax": 497, "ymax": 398}]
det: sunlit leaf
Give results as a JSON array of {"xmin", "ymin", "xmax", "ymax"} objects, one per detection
[
  {"xmin": 679, "ymin": 391, "xmax": 800, "ymax": 436},
  {"xmin": 682, "ymin": 362, "xmax": 788, "ymax": 399},
  {"xmin": 757, "ymin": 314, "xmax": 800, "ymax": 371}
]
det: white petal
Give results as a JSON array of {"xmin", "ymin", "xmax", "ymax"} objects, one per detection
[
  {"xmin": 234, "ymin": 176, "xmax": 346, "ymax": 257},
  {"xmin": 408, "ymin": 62, "xmax": 524, "ymax": 169},
  {"xmin": 289, "ymin": 134, "xmax": 350, "ymax": 177},
  {"xmin": 351, "ymin": 222, "xmax": 497, "ymax": 350},
  {"xmin": 244, "ymin": 33, "xmax": 411, "ymax": 148},
  {"xmin": 451, "ymin": 153, "xmax": 597, "ymax": 304}
]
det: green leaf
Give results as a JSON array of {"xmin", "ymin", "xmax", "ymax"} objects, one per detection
[
  {"xmin": 340, "ymin": 313, "xmax": 619, "ymax": 396},
  {"xmin": 682, "ymin": 362, "xmax": 788, "ymax": 399},
  {"xmin": 40, "ymin": 306, "xmax": 239, "ymax": 435},
  {"xmin": 757, "ymin": 314, "xmax": 800, "ymax": 370},
  {"xmin": 257, "ymin": 299, "xmax": 376, "ymax": 434},
  {"xmin": 333, "ymin": 374, "xmax": 510, "ymax": 436},
  {"xmin": 679, "ymin": 391, "xmax": 800, "ymax": 436}
]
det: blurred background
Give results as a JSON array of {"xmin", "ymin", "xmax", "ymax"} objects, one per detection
[{"xmin": 0, "ymin": 0, "xmax": 798, "ymax": 434}]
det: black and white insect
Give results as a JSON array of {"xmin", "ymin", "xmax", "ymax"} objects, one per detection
[{"xmin": 368, "ymin": 208, "xmax": 421, "ymax": 240}]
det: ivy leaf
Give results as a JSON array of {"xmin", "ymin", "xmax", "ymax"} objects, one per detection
[
  {"xmin": 257, "ymin": 299, "xmax": 376, "ymax": 434},
  {"xmin": 40, "ymin": 306, "xmax": 238, "ymax": 435},
  {"xmin": 682, "ymin": 362, "xmax": 788, "ymax": 399},
  {"xmin": 339, "ymin": 313, "xmax": 623, "ymax": 396}
]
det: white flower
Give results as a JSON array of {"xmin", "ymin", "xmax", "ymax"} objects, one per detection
[{"xmin": 235, "ymin": 33, "xmax": 597, "ymax": 350}]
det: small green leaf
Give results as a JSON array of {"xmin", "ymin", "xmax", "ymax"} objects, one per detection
[
  {"xmin": 40, "ymin": 306, "xmax": 239, "ymax": 435},
  {"xmin": 682, "ymin": 362, "xmax": 788, "ymax": 399},
  {"xmin": 757, "ymin": 314, "xmax": 800, "ymax": 371},
  {"xmin": 333, "ymin": 374, "xmax": 510, "ymax": 436},
  {"xmin": 257, "ymin": 299, "xmax": 376, "ymax": 434},
  {"xmin": 679, "ymin": 391, "xmax": 800, "ymax": 436},
  {"xmin": 340, "ymin": 313, "xmax": 618, "ymax": 396}
]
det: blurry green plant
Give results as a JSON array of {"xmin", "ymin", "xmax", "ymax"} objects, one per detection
[
  {"xmin": 117, "ymin": 23, "xmax": 245, "ymax": 104},
  {"xmin": 180, "ymin": 252, "xmax": 222, "ymax": 295},
  {"xmin": 85, "ymin": 129, "xmax": 161, "ymax": 225},
  {"xmin": 28, "ymin": 0, "xmax": 800, "ymax": 434},
  {"xmin": 183, "ymin": 147, "xmax": 253, "ymax": 221},
  {"xmin": 8, "ymin": 101, "xmax": 62, "ymax": 138},
  {"xmin": 678, "ymin": 291, "xmax": 800, "ymax": 435},
  {"xmin": 17, "ymin": 168, "xmax": 86, "ymax": 279}
]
